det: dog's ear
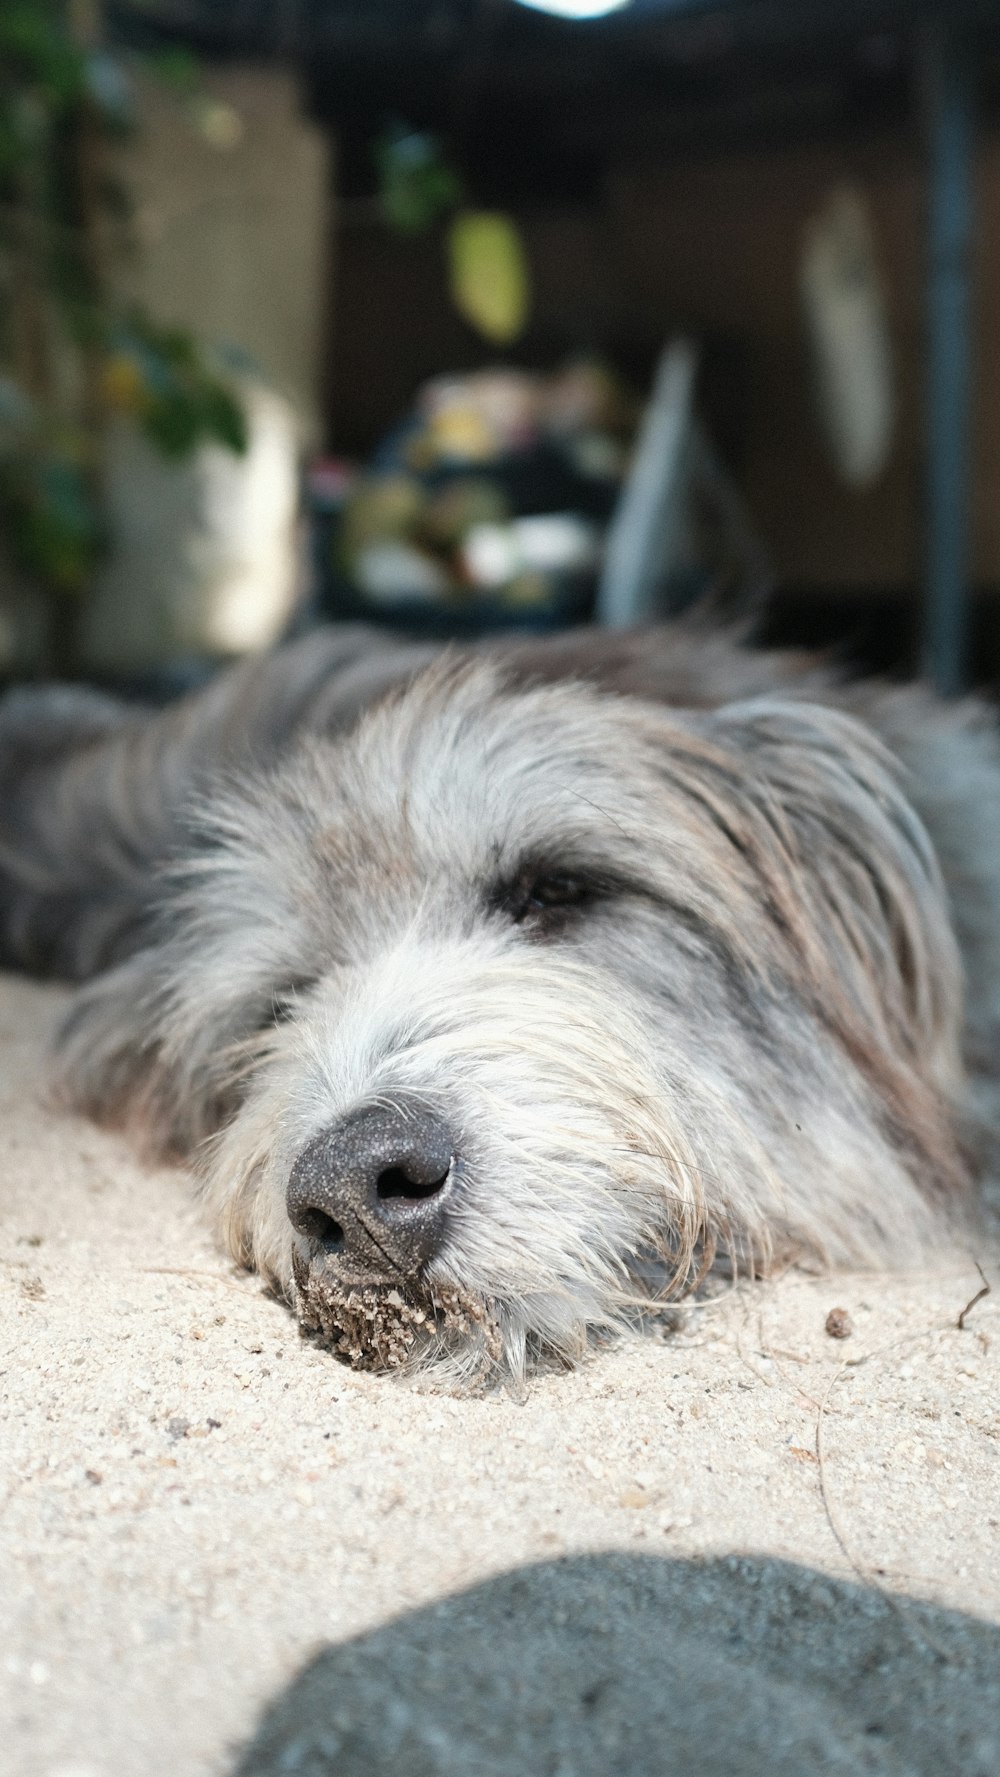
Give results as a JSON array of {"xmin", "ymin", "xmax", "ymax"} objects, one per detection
[
  {"xmin": 699, "ymin": 698, "xmax": 963, "ymax": 1065},
  {"xmin": 53, "ymin": 772, "xmax": 320, "ymax": 1159},
  {"xmin": 53, "ymin": 932, "xmax": 300, "ymax": 1163},
  {"xmin": 54, "ymin": 945, "xmax": 202, "ymax": 1157},
  {"xmin": 682, "ymin": 698, "xmax": 965, "ymax": 1188}
]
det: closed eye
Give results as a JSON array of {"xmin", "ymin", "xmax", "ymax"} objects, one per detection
[
  {"xmin": 489, "ymin": 864, "xmax": 621, "ymax": 931},
  {"xmin": 267, "ymin": 977, "xmax": 318, "ymax": 1026}
]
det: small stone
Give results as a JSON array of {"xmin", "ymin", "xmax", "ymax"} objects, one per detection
[
  {"xmin": 619, "ymin": 1487, "xmax": 652, "ymax": 1509},
  {"xmin": 825, "ymin": 1307, "xmax": 854, "ymax": 1339}
]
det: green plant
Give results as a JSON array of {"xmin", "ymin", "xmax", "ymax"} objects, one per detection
[{"xmin": 0, "ymin": 0, "xmax": 247, "ymax": 664}]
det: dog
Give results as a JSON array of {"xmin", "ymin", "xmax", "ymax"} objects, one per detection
[{"xmin": 1, "ymin": 621, "xmax": 997, "ymax": 1383}]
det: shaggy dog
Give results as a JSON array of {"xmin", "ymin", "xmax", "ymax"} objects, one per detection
[{"xmin": 1, "ymin": 622, "xmax": 997, "ymax": 1382}]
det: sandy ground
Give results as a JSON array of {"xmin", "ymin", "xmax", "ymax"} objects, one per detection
[{"xmin": 1, "ymin": 974, "xmax": 998, "ymax": 1777}]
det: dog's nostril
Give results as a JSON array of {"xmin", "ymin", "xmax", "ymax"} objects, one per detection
[
  {"xmin": 297, "ymin": 1207, "xmax": 345, "ymax": 1253},
  {"xmin": 287, "ymin": 1096, "xmax": 456, "ymax": 1279},
  {"xmin": 376, "ymin": 1163, "xmax": 450, "ymax": 1205}
]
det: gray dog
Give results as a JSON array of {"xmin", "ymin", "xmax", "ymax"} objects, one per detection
[{"xmin": 1, "ymin": 623, "xmax": 997, "ymax": 1382}]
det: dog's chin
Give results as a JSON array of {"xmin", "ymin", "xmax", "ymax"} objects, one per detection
[{"xmin": 291, "ymin": 1245, "xmax": 502, "ymax": 1374}]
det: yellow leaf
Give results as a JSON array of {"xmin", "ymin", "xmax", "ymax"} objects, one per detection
[{"xmin": 447, "ymin": 212, "xmax": 530, "ymax": 345}]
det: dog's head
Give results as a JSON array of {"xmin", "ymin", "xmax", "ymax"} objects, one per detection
[{"xmin": 57, "ymin": 661, "xmax": 967, "ymax": 1381}]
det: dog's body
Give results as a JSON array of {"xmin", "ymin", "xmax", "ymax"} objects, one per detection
[{"xmin": 2, "ymin": 622, "xmax": 997, "ymax": 1381}]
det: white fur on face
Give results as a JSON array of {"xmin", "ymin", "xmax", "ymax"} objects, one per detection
[{"xmin": 55, "ymin": 663, "xmax": 970, "ymax": 1381}]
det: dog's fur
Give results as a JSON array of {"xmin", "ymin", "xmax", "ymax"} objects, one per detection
[{"xmin": 1, "ymin": 622, "xmax": 997, "ymax": 1382}]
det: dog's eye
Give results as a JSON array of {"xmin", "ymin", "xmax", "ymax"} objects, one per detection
[
  {"xmin": 265, "ymin": 977, "xmax": 317, "ymax": 1027},
  {"xmin": 523, "ymin": 873, "xmax": 588, "ymax": 914},
  {"xmin": 494, "ymin": 869, "xmax": 595, "ymax": 928}
]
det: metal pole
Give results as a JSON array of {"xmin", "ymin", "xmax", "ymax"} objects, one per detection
[{"xmin": 921, "ymin": 13, "xmax": 976, "ymax": 696}]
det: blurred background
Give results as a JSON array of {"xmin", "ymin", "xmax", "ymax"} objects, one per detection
[{"xmin": 2, "ymin": 0, "xmax": 999, "ymax": 697}]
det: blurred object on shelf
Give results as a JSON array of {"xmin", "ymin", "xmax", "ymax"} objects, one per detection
[
  {"xmin": 599, "ymin": 340, "xmax": 770, "ymax": 626},
  {"xmin": 461, "ymin": 514, "xmax": 601, "ymax": 591},
  {"xmin": 312, "ymin": 358, "xmax": 634, "ymax": 636},
  {"xmin": 801, "ymin": 186, "xmax": 896, "ymax": 488},
  {"xmin": 598, "ymin": 340, "xmax": 699, "ymax": 627},
  {"xmin": 313, "ymin": 351, "xmax": 766, "ymax": 638}
]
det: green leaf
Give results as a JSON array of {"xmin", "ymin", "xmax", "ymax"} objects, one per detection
[
  {"xmin": 106, "ymin": 309, "xmax": 249, "ymax": 457},
  {"xmin": 375, "ymin": 126, "xmax": 463, "ymax": 235},
  {"xmin": 141, "ymin": 393, "xmax": 200, "ymax": 457},
  {"xmin": 0, "ymin": 445, "xmax": 102, "ymax": 590},
  {"xmin": 143, "ymin": 48, "xmax": 202, "ymax": 98},
  {"xmin": 198, "ymin": 382, "xmax": 248, "ymax": 454},
  {"xmin": 0, "ymin": 5, "xmax": 87, "ymax": 111}
]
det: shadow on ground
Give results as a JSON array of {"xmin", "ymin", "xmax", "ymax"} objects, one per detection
[{"xmin": 232, "ymin": 1552, "xmax": 999, "ymax": 1776}]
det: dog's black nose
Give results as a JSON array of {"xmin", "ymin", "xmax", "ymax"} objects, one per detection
[{"xmin": 286, "ymin": 1097, "xmax": 454, "ymax": 1280}]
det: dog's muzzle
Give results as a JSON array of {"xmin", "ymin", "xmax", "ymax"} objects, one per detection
[{"xmin": 286, "ymin": 1095, "xmax": 455, "ymax": 1283}]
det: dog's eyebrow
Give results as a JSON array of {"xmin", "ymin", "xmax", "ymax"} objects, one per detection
[
  {"xmin": 483, "ymin": 846, "xmax": 769, "ymax": 996},
  {"xmin": 563, "ymin": 787, "xmax": 636, "ymax": 845}
]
